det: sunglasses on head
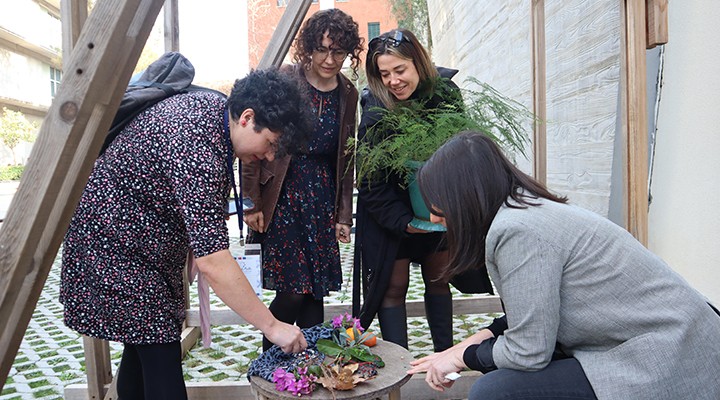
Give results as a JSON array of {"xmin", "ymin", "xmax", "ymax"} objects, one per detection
[{"xmin": 369, "ymin": 30, "xmax": 409, "ymax": 49}]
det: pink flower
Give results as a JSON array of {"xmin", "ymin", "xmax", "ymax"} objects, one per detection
[
  {"xmin": 272, "ymin": 368, "xmax": 295, "ymax": 391},
  {"xmin": 271, "ymin": 367, "xmax": 317, "ymax": 396},
  {"xmin": 290, "ymin": 374, "xmax": 316, "ymax": 396},
  {"xmin": 331, "ymin": 313, "xmax": 364, "ymax": 332},
  {"xmin": 331, "ymin": 314, "xmax": 344, "ymax": 329}
]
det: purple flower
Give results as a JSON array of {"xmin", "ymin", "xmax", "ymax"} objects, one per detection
[
  {"xmin": 271, "ymin": 367, "xmax": 317, "ymax": 396},
  {"xmin": 290, "ymin": 374, "xmax": 316, "ymax": 396},
  {"xmin": 331, "ymin": 314, "xmax": 344, "ymax": 329},
  {"xmin": 272, "ymin": 368, "xmax": 295, "ymax": 391}
]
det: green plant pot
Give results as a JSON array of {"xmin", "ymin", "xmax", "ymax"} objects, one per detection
[{"xmin": 407, "ymin": 162, "xmax": 446, "ymax": 232}]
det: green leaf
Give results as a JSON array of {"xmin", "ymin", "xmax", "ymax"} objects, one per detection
[
  {"xmin": 346, "ymin": 347, "xmax": 383, "ymax": 365},
  {"xmin": 316, "ymin": 339, "xmax": 344, "ymax": 357}
]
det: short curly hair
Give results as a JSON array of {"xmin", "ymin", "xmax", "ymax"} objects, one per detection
[
  {"xmin": 227, "ymin": 68, "xmax": 313, "ymax": 157},
  {"xmin": 292, "ymin": 8, "xmax": 364, "ymax": 79}
]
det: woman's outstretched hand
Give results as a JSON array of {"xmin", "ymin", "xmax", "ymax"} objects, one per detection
[
  {"xmin": 265, "ymin": 320, "xmax": 307, "ymax": 354},
  {"xmin": 407, "ymin": 346, "xmax": 466, "ymax": 392}
]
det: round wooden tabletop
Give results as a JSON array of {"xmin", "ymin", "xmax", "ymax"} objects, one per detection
[{"xmin": 250, "ymin": 339, "xmax": 414, "ymax": 399}]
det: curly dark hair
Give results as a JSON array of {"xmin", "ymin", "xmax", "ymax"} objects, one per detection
[
  {"xmin": 292, "ymin": 8, "xmax": 364, "ymax": 79},
  {"xmin": 227, "ymin": 68, "xmax": 314, "ymax": 157}
]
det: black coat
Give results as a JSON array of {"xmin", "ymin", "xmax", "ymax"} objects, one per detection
[{"xmin": 352, "ymin": 67, "xmax": 461, "ymax": 329}]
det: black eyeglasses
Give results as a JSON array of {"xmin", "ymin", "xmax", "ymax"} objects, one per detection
[
  {"xmin": 313, "ymin": 47, "xmax": 349, "ymax": 62},
  {"xmin": 369, "ymin": 30, "xmax": 409, "ymax": 50}
]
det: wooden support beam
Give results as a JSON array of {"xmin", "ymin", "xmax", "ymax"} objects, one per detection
[
  {"xmin": 185, "ymin": 296, "xmax": 504, "ymax": 327},
  {"xmin": 646, "ymin": 0, "xmax": 668, "ymax": 49},
  {"xmin": 82, "ymin": 336, "xmax": 112, "ymax": 399},
  {"xmin": 531, "ymin": 0, "xmax": 547, "ymax": 183},
  {"xmin": 621, "ymin": 0, "xmax": 649, "ymax": 245},
  {"xmin": 257, "ymin": 0, "xmax": 313, "ymax": 68},
  {"xmin": 164, "ymin": 0, "xmax": 180, "ymax": 52},
  {"xmin": 61, "ymin": 0, "xmax": 88, "ymax": 62},
  {"xmin": 0, "ymin": 0, "xmax": 166, "ymax": 389}
]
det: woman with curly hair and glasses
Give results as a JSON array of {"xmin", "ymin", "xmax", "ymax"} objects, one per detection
[
  {"xmin": 352, "ymin": 28, "xmax": 473, "ymax": 353},
  {"xmin": 243, "ymin": 8, "xmax": 363, "ymax": 351},
  {"xmin": 60, "ymin": 66, "xmax": 314, "ymax": 399}
]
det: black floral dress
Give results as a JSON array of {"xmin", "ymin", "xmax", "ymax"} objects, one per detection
[
  {"xmin": 257, "ymin": 85, "xmax": 342, "ymax": 299},
  {"xmin": 60, "ymin": 92, "xmax": 230, "ymax": 344}
]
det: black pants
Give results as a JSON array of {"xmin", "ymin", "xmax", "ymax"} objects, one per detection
[
  {"xmin": 469, "ymin": 358, "xmax": 597, "ymax": 400},
  {"xmin": 116, "ymin": 341, "xmax": 187, "ymax": 400}
]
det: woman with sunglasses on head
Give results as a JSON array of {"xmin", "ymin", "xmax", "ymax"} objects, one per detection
[
  {"xmin": 407, "ymin": 131, "xmax": 720, "ymax": 399},
  {"xmin": 243, "ymin": 8, "xmax": 363, "ymax": 351},
  {"xmin": 352, "ymin": 28, "xmax": 464, "ymax": 352}
]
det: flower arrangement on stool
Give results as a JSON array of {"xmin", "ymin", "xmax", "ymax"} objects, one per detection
[{"xmin": 248, "ymin": 313, "xmax": 384, "ymax": 397}]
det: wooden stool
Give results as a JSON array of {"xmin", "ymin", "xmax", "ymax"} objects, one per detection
[{"xmin": 250, "ymin": 340, "xmax": 413, "ymax": 399}]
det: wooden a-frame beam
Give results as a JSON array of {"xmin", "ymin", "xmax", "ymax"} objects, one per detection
[
  {"xmin": 621, "ymin": 0, "xmax": 649, "ymax": 245},
  {"xmin": 164, "ymin": 0, "xmax": 180, "ymax": 52},
  {"xmin": 531, "ymin": 0, "xmax": 547, "ymax": 184},
  {"xmin": 61, "ymin": 0, "xmax": 88, "ymax": 61},
  {"xmin": 258, "ymin": 0, "xmax": 313, "ymax": 69},
  {"xmin": 0, "ymin": 0, "xmax": 166, "ymax": 388}
]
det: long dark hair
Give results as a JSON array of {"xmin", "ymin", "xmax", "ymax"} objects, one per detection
[{"xmin": 418, "ymin": 131, "xmax": 567, "ymax": 280}]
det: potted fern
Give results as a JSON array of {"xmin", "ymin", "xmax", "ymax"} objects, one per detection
[{"xmin": 352, "ymin": 77, "xmax": 533, "ymax": 230}]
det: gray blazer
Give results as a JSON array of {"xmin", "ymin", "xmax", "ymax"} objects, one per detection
[{"xmin": 485, "ymin": 198, "xmax": 720, "ymax": 399}]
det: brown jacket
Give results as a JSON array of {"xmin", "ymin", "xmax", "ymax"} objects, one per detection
[{"xmin": 241, "ymin": 64, "xmax": 358, "ymax": 227}]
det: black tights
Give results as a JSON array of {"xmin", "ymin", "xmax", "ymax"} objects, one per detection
[
  {"xmin": 116, "ymin": 341, "xmax": 187, "ymax": 400},
  {"xmin": 381, "ymin": 250, "xmax": 451, "ymax": 308},
  {"xmin": 263, "ymin": 292, "xmax": 324, "ymax": 351}
]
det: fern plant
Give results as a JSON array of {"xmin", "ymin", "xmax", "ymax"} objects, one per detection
[{"xmin": 351, "ymin": 77, "xmax": 533, "ymax": 187}]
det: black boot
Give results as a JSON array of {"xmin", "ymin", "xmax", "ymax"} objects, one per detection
[
  {"xmin": 425, "ymin": 294, "xmax": 454, "ymax": 352},
  {"xmin": 377, "ymin": 306, "xmax": 408, "ymax": 349}
]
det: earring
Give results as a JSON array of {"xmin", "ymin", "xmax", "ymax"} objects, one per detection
[{"xmin": 240, "ymin": 120, "xmax": 247, "ymax": 127}]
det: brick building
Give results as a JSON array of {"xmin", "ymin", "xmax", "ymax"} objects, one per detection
[{"xmin": 247, "ymin": 0, "xmax": 399, "ymax": 69}]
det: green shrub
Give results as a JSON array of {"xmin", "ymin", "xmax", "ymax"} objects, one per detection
[{"xmin": 0, "ymin": 165, "xmax": 23, "ymax": 181}]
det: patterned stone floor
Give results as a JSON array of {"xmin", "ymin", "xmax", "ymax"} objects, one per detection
[{"xmin": 1, "ymin": 239, "xmax": 501, "ymax": 399}]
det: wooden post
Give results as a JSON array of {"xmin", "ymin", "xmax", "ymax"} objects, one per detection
[
  {"xmin": 257, "ymin": 0, "xmax": 313, "ymax": 68},
  {"xmin": 83, "ymin": 336, "xmax": 112, "ymax": 399},
  {"xmin": 621, "ymin": 0, "xmax": 649, "ymax": 245},
  {"xmin": 531, "ymin": 0, "xmax": 547, "ymax": 184},
  {"xmin": 0, "ymin": 0, "xmax": 166, "ymax": 389},
  {"xmin": 164, "ymin": 0, "xmax": 180, "ymax": 52},
  {"xmin": 646, "ymin": 0, "xmax": 668, "ymax": 49},
  {"xmin": 61, "ymin": 0, "xmax": 88, "ymax": 62}
]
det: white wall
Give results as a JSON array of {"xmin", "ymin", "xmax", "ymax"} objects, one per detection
[
  {"xmin": 427, "ymin": 1, "xmax": 720, "ymax": 303},
  {"xmin": 648, "ymin": 2, "xmax": 720, "ymax": 304},
  {"xmin": 427, "ymin": 0, "xmax": 621, "ymax": 216}
]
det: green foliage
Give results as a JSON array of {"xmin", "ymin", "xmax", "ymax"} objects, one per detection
[
  {"xmin": 351, "ymin": 77, "xmax": 532, "ymax": 186},
  {"xmin": 316, "ymin": 329, "xmax": 385, "ymax": 367},
  {"xmin": 0, "ymin": 107, "xmax": 39, "ymax": 165},
  {"xmin": 390, "ymin": 0, "xmax": 432, "ymax": 48},
  {"xmin": 0, "ymin": 165, "xmax": 24, "ymax": 181}
]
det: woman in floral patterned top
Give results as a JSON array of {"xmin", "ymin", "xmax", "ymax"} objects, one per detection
[
  {"xmin": 60, "ymin": 68, "xmax": 313, "ymax": 399},
  {"xmin": 243, "ymin": 9, "xmax": 362, "ymax": 351}
]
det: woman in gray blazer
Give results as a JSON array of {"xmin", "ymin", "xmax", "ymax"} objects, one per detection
[{"xmin": 407, "ymin": 131, "xmax": 720, "ymax": 399}]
